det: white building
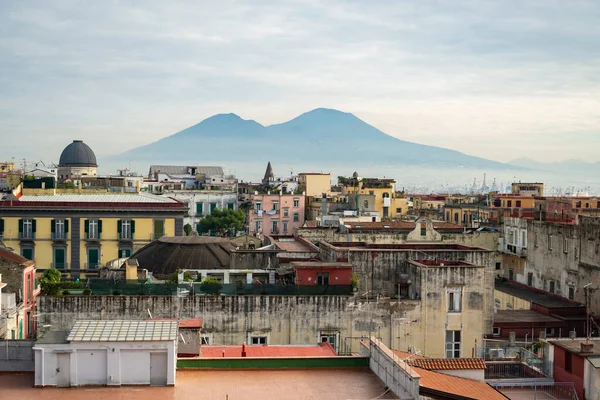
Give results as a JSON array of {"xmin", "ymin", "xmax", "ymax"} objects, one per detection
[
  {"xmin": 165, "ymin": 190, "xmax": 238, "ymax": 230},
  {"xmin": 34, "ymin": 320, "xmax": 177, "ymax": 387}
]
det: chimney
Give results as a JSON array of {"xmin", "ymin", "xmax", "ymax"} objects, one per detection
[
  {"xmin": 241, "ymin": 343, "xmax": 247, "ymax": 357},
  {"xmin": 581, "ymin": 342, "xmax": 594, "ymax": 354},
  {"xmin": 509, "ymin": 332, "xmax": 516, "ymax": 345}
]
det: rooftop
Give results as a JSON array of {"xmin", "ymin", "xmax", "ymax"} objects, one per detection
[
  {"xmin": 200, "ymin": 343, "xmax": 337, "ymax": 358},
  {"xmin": 36, "ymin": 331, "xmax": 69, "ymax": 345},
  {"xmin": 179, "ymin": 318, "xmax": 202, "ymax": 329},
  {"xmin": 548, "ymin": 338, "xmax": 600, "ymax": 356},
  {"xmin": 344, "ymin": 221, "xmax": 465, "ymax": 232},
  {"xmin": 409, "ymin": 260, "xmax": 480, "ymax": 268},
  {"xmin": 411, "ymin": 358, "xmax": 487, "ymax": 370},
  {"xmin": 0, "ymin": 369, "xmax": 398, "ymax": 400},
  {"xmin": 0, "ymin": 247, "xmax": 35, "ymax": 267},
  {"xmin": 325, "ymin": 242, "xmax": 489, "ymax": 252},
  {"xmin": 18, "ymin": 193, "xmax": 178, "ymax": 203},
  {"xmin": 494, "ymin": 310, "xmax": 565, "ymax": 324},
  {"xmin": 495, "ymin": 280, "xmax": 583, "ymax": 309},
  {"xmin": 271, "ymin": 238, "xmax": 317, "ymax": 253},
  {"xmin": 66, "ymin": 320, "xmax": 178, "ymax": 342},
  {"xmin": 149, "ymin": 165, "xmax": 224, "ymax": 176},
  {"xmin": 291, "ymin": 261, "xmax": 353, "ymax": 269}
]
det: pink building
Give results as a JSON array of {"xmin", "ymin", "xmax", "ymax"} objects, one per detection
[{"xmin": 248, "ymin": 193, "xmax": 305, "ymax": 235}]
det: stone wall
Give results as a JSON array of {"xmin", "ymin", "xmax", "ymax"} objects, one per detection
[{"xmin": 36, "ymin": 294, "xmax": 484, "ymax": 358}]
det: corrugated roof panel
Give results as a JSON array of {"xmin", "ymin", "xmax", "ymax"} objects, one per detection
[{"xmin": 67, "ymin": 320, "xmax": 178, "ymax": 342}]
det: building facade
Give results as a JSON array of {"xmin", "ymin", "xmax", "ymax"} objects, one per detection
[
  {"xmin": 0, "ymin": 193, "xmax": 186, "ymax": 275},
  {"xmin": 248, "ymin": 193, "xmax": 305, "ymax": 236},
  {"xmin": 298, "ymin": 173, "xmax": 331, "ymax": 197},
  {"xmin": 164, "ymin": 190, "xmax": 238, "ymax": 231}
]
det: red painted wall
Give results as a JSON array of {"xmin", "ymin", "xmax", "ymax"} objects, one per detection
[
  {"xmin": 295, "ymin": 268, "xmax": 352, "ymax": 286},
  {"xmin": 553, "ymin": 346, "xmax": 585, "ymax": 400}
]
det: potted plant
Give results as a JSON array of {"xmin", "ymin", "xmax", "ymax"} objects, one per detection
[{"xmin": 350, "ymin": 274, "xmax": 359, "ymax": 292}]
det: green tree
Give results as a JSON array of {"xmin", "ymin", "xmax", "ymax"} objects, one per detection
[
  {"xmin": 183, "ymin": 223, "xmax": 192, "ymax": 236},
  {"xmin": 198, "ymin": 209, "xmax": 245, "ymax": 237},
  {"xmin": 40, "ymin": 269, "xmax": 62, "ymax": 295}
]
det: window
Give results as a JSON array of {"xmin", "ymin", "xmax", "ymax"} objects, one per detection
[
  {"xmin": 196, "ymin": 203, "xmax": 203, "ymax": 215},
  {"xmin": 320, "ymin": 331, "xmax": 339, "ymax": 352},
  {"xmin": 546, "ymin": 327, "xmax": 555, "ymax": 337},
  {"xmin": 493, "ymin": 327, "xmax": 501, "ymax": 336},
  {"xmin": 200, "ymin": 333, "xmax": 213, "ymax": 345},
  {"xmin": 528, "ymin": 272, "xmax": 533, "ymax": 286},
  {"xmin": 283, "ymin": 208, "xmax": 289, "ymax": 218},
  {"xmin": 506, "ymin": 304, "xmax": 513, "ymax": 310},
  {"xmin": 563, "ymin": 237, "xmax": 569, "ymax": 253},
  {"xmin": 119, "ymin": 248, "xmax": 131, "ymax": 258},
  {"xmin": 248, "ymin": 333, "xmax": 269, "ymax": 345},
  {"xmin": 255, "ymin": 220, "xmax": 262, "ymax": 233},
  {"xmin": 576, "ymin": 201, "xmax": 581, "ymax": 208},
  {"xmin": 549, "ymin": 280, "xmax": 555, "ymax": 293},
  {"xmin": 153, "ymin": 220, "xmax": 164, "ymax": 240},
  {"xmin": 271, "ymin": 220, "xmax": 278, "ymax": 234},
  {"xmin": 548, "ymin": 235, "xmax": 553, "ymax": 250},
  {"xmin": 0, "ymin": 219, "xmax": 4, "ymax": 235},
  {"xmin": 565, "ymin": 352, "xmax": 572, "ymax": 372},
  {"xmin": 447, "ymin": 289, "xmax": 462, "ymax": 313},
  {"xmin": 495, "ymin": 262, "xmax": 501, "ymax": 270},
  {"xmin": 317, "ymin": 272, "xmax": 330, "ymax": 285},
  {"xmin": 507, "ymin": 200, "xmax": 512, "ymax": 207},
  {"xmin": 255, "ymin": 202, "xmax": 262, "ymax": 212},
  {"xmin": 369, "ymin": 191, "xmax": 374, "ymax": 195},
  {"xmin": 293, "ymin": 198, "xmax": 300, "ymax": 208},
  {"xmin": 210, "ymin": 202, "xmax": 217, "ymax": 213},
  {"xmin": 396, "ymin": 208, "xmax": 403, "ymax": 213},
  {"xmin": 19, "ymin": 219, "xmax": 35, "ymax": 239},
  {"xmin": 568, "ymin": 287, "xmax": 575, "ymax": 300},
  {"xmin": 119, "ymin": 219, "xmax": 134, "ymax": 240},
  {"xmin": 21, "ymin": 247, "xmax": 34, "ymax": 260},
  {"xmin": 282, "ymin": 221, "xmax": 288, "ymax": 234},
  {"xmin": 227, "ymin": 203, "xmax": 234, "ymax": 210},
  {"xmin": 85, "ymin": 219, "xmax": 101, "ymax": 239},
  {"xmin": 53, "ymin": 247, "xmax": 66, "ymax": 269},
  {"xmin": 509, "ymin": 269, "xmax": 514, "ymax": 280},
  {"xmin": 445, "ymin": 330, "xmax": 461, "ymax": 358},
  {"xmin": 51, "ymin": 219, "xmax": 68, "ymax": 239},
  {"xmin": 87, "ymin": 248, "xmax": 100, "ymax": 269},
  {"xmin": 495, "ymin": 298, "xmax": 501, "ymax": 310},
  {"xmin": 271, "ymin": 201, "xmax": 279, "ymax": 211},
  {"xmin": 293, "ymin": 213, "xmax": 299, "ymax": 222},
  {"xmin": 516, "ymin": 200, "xmax": 521, "ymax": 207}
]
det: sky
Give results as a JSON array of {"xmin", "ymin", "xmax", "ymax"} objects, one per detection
[{"xmin": 1, "ymin": 0, "xmax": 600, "ymax": 167}]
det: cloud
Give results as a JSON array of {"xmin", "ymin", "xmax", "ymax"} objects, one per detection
[{"xmin": 0, "ymin": 0, "xmax": 599, "ymax": 166}]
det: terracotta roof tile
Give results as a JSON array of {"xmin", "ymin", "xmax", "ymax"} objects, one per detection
[
  {"xmin": 179, "ymin": 318, "xmax": 202, "ymax": 329},
  {"xmin": 412, "ymin": 358, "xmax": 487, "ymax": 370},
  {"xmin": 415, "ymin": 367, "xmax": 507, "ymax": 400}
]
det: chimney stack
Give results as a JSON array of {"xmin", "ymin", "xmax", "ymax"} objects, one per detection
[{"xmin": 241, "ymin": 343, "xmax": 247, "ymax": 357}]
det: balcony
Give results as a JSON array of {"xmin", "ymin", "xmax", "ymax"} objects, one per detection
[
  {"xmin": 502, "ymin": 243, "xmax": 527, "ymax": 258},
  {"xmin": 85, "ymin": 263, "xmax": 101, "ymax": 270},
  {"xmin": 18, "ymin": 232, "xmax": 35, "ymax": 240},
  {"xmin": 51, "ymin": 262, "xmax": 69, "ymax": 270},
  {"xmin": 118, "ymin": 232, "xmax": 133, "ymax": 241},
  {"xmin": 85, "ymin": 232, "xmax": 101, "ymax": 241},
  {"xmin": 51, "ymin": 232, "xmax": 67, "ymax": 240}
]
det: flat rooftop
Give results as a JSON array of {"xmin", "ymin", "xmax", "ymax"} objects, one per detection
[
  {"xmin": 548, "ymin": 338, "xmax": 600, "ymax": 356},
  {"xmin": 326, "ymin": 242, "xmax": 488, "ymax": 251},
  {"xmin": 495, "ymin": 280, "xmax": 584, "ymax": 309},
  {"xmin": 0, "ymin": 370, "xmax": 398, "ymax": 399},
  {"xmin": 291, "ymin": 261, "xmax": 352, "ymax": 269},
  {"xmin": 200, "ymin": 343, "xmax": 337, "ymax": 358},
  {"xmin": 494, "ymin": 310, "xmax": 564, "ymax": 324},
  {"xmin": 409, "ymin": 259, "xmax": 479, "ymax": 268}
]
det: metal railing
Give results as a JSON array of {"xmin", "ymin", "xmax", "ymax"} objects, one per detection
[
  {"xmin": 51, "ymin": 232, "xmax": 67, "ymax": 240},
  {"xmin": 51, "ymin": 262, "xmax": 69, "ymax": 270},
  {"xmin": 118, "ymin": 232, "xmax": 133, "ymax": 241},
  {"xmin": 18, "ymin": 232, "xmax": 35, "ymax": 239},
  {"xmin": 85, "ymin": 232, "xmax": 101, "ymax": 240},
  {"xmin": 477, "ymin": 343, "xmax": 553, "ymax": 380},
  {"xmin": 491, "ymin": 381, "xmax": 578, "ymax": 400}
]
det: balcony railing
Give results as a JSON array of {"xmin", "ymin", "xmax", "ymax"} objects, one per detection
[
  {"xmin": 118, "ymin": 233, "xmax": 133, "ymax": 241},
  {"xmin": 85, "ymin": 233, "xmax": 101, "ymax": 240},
  {"xmin": 51, "ymin": 232, "xmax": 67, "ymax": 240},
  {"xmin": 85, "ymin": 263, "xmax": 101, "ymax": 270},
  {"xmin": 18, "ymin": 232, "xmax": 35, "ymax": 240},
  {"xmin": 51, "ymin": 262, "xmax": 69, "ymax": 270}
]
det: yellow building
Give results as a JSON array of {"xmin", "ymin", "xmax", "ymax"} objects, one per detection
[
  {"xmin": 444, "ymin": 204, "xmax": 493, "ymax": 227},
  {"xmin": 511, "ymin": 182, "xmax": 544, "ymax": 197},
  {"xmin": 298, "ymin": 173, "xmax": 331, "ymax": 197},
  {"xmin": 0, "ymin": 162, "xmax": 14, "ymax": 173},
  {"xmin": 0, "ymin": 193, "xmax": 186, "ymax": 276},
  {"xmin": 341, "ymin": 178, "xmax": 407, "ymax": 219}
]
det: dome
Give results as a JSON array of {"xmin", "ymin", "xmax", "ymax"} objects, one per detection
[
  {"xmin": 59, "ymin": 140, "xmax": 97, "ymax": 167},
  {"xmin": 130, "ymin": 236, "xmax": 234, "ymax": 279}
]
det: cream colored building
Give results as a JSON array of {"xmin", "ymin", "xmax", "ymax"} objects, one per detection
[{"xmin": 298, "ymin": 173, "xmax": 331, "ymax": 197}]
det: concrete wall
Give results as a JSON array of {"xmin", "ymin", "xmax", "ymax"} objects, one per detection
[
  {"xmin": 230, "ymin": 250, "xmax": 280, "ymax": 270},
  {"xmin": 37, "ymin": 295, "xmax": 482, "ymax": 358},
  {"xmin": 34, "ymin": 340, "xmax": 176, "ymax": 386},
  {"xmin": 436, "ymin": 368, "xmax": 484, "ymax": 381},
  {"xmin": 0, "ymin": 340, "xmax": 35, "ymax": 371},
  {"xmin": 494, "ymin": 288, "xmax": 531, "ymax": 311}
]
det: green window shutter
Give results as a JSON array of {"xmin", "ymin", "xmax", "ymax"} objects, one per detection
[
  {"xmin": 98, "ymin": 220, "xmax": 103, "ymax": 233},
  {"xmin": 18, "ymin": 219, "xmax": 23, "ymax": 233},
  {"xmin": 32, "ymin": 219, "xmax": 36, "ymax": 233},
  {"xmin": 84, "ymin": 219, "xmax": 89, "ymax": 233},
  {"xmin": 196, "ymin": 203, "xmax": 203, "ymax": 214},
  {"xmin": 210, "ymin": 203, "xmax": 217, "ymax": 212},
  {"xmin": 64, "ymin": 220, "xmax": 69, "ymax": 233},
  {"xmin": 51, "ymin": 220, "xmax": 56, "ymax": 233},
  {"xmin": 117, "ymin": 220, "xmax": 122, "ymax": 234},
  {"xmin": 228, "ymin": 203, "xmax": 234, "ymax": 210},
  {"xmin": 196, "ymin": 224, "xmax": 201, "ymax": 233},
  {"xmin": 131, "ymin": 220, "xmax": 135, "ymax": 233}
]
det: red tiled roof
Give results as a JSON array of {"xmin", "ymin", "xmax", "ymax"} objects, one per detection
[
  {"xmin": 201, "ymin": 343, "xmax": 337, "ymax": 358},
  {"xmin": 179, "ymin": 318, "xmax": 202, "ymax": 329},
  {"xmin": 412, "ymin": 358, "xmax": 486, "ymax": 370},
  {"xmin": 416, "ymin": 367, "xmax": 507, "ymax": 400},
  {"xmin": 0, "ymin": 248, "xmax": 34, "ymax": 267}
]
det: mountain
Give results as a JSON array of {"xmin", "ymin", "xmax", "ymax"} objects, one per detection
[{"xmin": 114, "ymin": 108, "xmax": 516, "ymax": 170}]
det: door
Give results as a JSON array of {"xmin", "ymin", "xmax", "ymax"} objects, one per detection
[
  {"xmin": 77, "ymin": 350, "xmax": 107, "ymax": 385},
  {"xmin": 149, "ymin": 353, "xmax": 168, "ymax": 386},
  {"xmin": 87, "ymin": 248, "xmax": 99, "ymax": 269},
  {"xmin": 54, "ymin": 248, "xmax": 65, "ymax": 269},
  {"xmin": 56, "ymin": 353, "xmax": 71, "ymax": 387}
]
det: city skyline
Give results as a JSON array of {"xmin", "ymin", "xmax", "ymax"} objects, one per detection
[{"xmin": 1, "ymin": 1, "xmax": 599, "ymax": 163}]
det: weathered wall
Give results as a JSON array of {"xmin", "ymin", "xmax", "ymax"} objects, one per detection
[
  {"xmin": 493, "ymin": 289, "xmax": 531, "ymax": 311},
  {"xmin": 36, "ymin": 295, "xmax": 484, "ymax": 358},
  {"xmin": 0, "ymin": 340, "xmax": 34, "ymax": 371},
  {"xmin": 230, "ymin": 250, "xmax": 280, "ymax": 270}
]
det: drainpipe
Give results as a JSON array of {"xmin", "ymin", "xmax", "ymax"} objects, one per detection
[{"xmin": 33, "ymin": 347, "xmax": 44, "ymax": 386}]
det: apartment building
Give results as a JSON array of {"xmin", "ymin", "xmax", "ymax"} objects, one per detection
[{"xmin": 248, "ymin": 193, "xmax": 305, "ymax": 236}]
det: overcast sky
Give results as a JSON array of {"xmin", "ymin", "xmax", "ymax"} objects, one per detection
[{"xmin": 1, "ymin": 0, "xmax": 599, "ymax": 166}]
